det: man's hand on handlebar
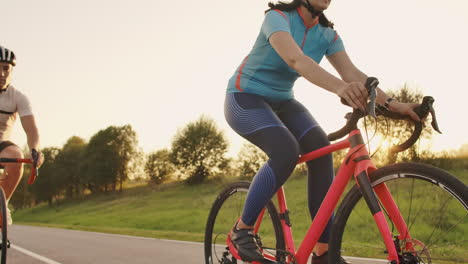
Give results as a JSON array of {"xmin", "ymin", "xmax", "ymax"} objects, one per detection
[{"xmin": 31, "ymin": 148, "xmax": 44, "ymax": 168}]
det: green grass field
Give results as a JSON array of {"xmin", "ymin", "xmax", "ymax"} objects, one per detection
[
  {"xmin": 14, "ymin": 181, "xmax": 220, "ymax": 242},
  {"xmin": 14, "ymin": 168, "xmax": 467, "ymax": 262}
]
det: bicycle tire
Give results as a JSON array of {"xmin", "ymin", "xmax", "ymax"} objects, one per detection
[
  {"xmin": 329, "ymin": 162, "xmax": 468, "ymax": 264},
  {"xmin": 0, "ymin": 187, "xmax": 7, "ymax": 264},
  {"xmin": 205, "ymin": 181, "xmax": 286, "ymax": 264}
]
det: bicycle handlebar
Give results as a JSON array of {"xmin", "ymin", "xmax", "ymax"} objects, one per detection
[
  {"xmin": 0, "ymin": 158, "xmax": 38, "ymax": 184},
  {"xmin": 328, "ymin": 77, "xmax": 442, "ymax": 154}
]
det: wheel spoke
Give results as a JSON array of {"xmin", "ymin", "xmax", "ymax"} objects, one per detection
[
  {"xmin": 329, "ymin": 163, "xmax": 468, "ymax": 264},
  {"xmin": 407, "ymin": 183, "xmax": 431, "ymax": 232},
  {"xmin": 205, "ymin": 182, "xmax": 285, "ymax": 264},
  {"xmin": 418, "ymin": 194, "xmax": 453, "ymax": 255},
  {"xmin": 405, "ymin": 177, "xmax": 415, "ymax": 240}
]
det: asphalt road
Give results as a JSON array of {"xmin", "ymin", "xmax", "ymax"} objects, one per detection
[
  {"xmin": 6, "ymin": 225, "xmax": 386, "ymax": 264},
  {"xmin": 8, "ymin": 225, "xmax": 203, "ymax": 264}
]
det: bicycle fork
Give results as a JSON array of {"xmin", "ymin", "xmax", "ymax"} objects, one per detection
[
  {"xmin": 356, "ymin": 171, "xmax": 399, "ymax": 263},
  {"xmin": 356, "ymin": 168, "xmax": 415, "ymax": 264}
]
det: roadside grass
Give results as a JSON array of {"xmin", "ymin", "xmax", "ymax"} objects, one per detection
[
  {"xmin": 14, "ymin": 181, "xmax": 224, "ymax": 242},
  {"xmin": 14, "ymin": 168, "xmax": 467, "ymax": 260}
]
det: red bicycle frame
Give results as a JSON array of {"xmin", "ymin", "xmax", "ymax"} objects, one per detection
[
  {"xmin": 0, "ymin": 158, "xmax": 37, "ymax": 184},
  {"xmin": 248, "ymin": 129, "xmax": 414, "ymax": 264}
]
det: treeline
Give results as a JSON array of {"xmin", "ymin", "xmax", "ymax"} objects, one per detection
[
  {"xmin": 10, "ymin": 86, "xmax": 468, "ymax": 209},
  {"xmin": 11, "ymin": 125, "xmax": 142, "ymax": 208},
  {"xmin": 10, "ymin": 117, "xmax": 268, "ymax": 209}
]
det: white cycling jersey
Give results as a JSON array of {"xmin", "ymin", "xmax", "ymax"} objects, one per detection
[{"xmin": 0, "ymin": 85, "xmax": 33, "ymax": 141}]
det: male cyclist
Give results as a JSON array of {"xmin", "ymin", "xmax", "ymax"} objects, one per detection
[{"xmin": 0, "ymin": 45, "xmax": 44, "ymax": 225}]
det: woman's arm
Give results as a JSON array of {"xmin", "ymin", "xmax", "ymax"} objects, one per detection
[
  {"xmin": 327, "ymin": 51, "xmax": 420, "ymax": 121},
  {"xmin": 269, "ymin": 31, "xmax": 368, "ymax": 110}
]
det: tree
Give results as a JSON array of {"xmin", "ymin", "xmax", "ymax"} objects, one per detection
[
  {"xmin": 145, "ymin": 149, "xmax": 174, "ymax": 185},
  {"xmin": 235, "ymin": 143, "xmax": 268, "ymax": 179},
  {"xmin": 457, "ymin": 143, "xmax": 468, "ymax": 157},
  {"xmin": 170, "ymin": 116, "xmax": 228, "ymax": 184},
  {"xmin": 83, "ymin": 125, "xmax": 139, "ymax": 192},
  {"xmin": 30, "ymin": 147, "xmax": 63, "ymax": 206},
  {"xmin": 55, "ymin": 136, "xmax": 87, "ymax": 198},
  {"xmin": 112, "ymin": 125, "xmax": 140, "ymax": 191}
]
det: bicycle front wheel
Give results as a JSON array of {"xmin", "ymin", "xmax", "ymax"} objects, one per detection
[
  {"xmin": 204, "ymin": 181, "xmax": 285, "ymax": 264},
  {"xmin": 0, "ymin": 187, "xmax": 7, "ymax": 264},
  {"xmin": 329, "ymin": 163, "xmax": 468, "ymax": 264}
]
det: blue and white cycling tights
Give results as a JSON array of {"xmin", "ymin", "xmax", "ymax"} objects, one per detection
[{"xmin": 225, "ymin": 92, "xmax": 334, "ymax": 243}]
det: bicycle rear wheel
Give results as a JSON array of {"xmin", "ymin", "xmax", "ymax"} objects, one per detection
[
  {"xmin": 0, "ymin": 187, "xmax": 7, "ymax": 264},
  {"xmin": 329, "ymin": 163, "xmax": 468, "ymax": 264},
  {"xmin": 204, "ymin": 181, "xmax": 285, "ymax": 264}
]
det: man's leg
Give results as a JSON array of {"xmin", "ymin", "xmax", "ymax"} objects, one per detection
[{"xmin": 0, "ymin": 142, "xmax": 24, "ymax": 201}]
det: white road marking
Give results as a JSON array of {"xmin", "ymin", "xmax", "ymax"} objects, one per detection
[
  {"xmin": 56, "ymin": 228, "xmax": 204, "ymax": 245},
  {"xmin": 11, "ymin": 244, "xmax": 63, "ymax": 264}
]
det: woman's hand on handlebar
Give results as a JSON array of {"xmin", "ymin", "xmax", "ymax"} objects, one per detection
[
  {"xmin": 336, "ymin": 81, "xmax": 368, "ymax": 111},
  {"xmin": 387, "ymin": 101, "xmax": 421, "ymax": 122}
]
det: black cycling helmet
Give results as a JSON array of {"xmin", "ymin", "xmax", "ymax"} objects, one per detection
[
  {"xmin": 0, "ymin": 46, "xmax": 16, "ymax": 66},
  {"xmin": 302, "ymin": 0, "xmax": 323, "ymax": 18}
]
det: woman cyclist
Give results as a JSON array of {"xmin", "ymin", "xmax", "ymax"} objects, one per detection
[{"xmin": 224, "ymin": 1, "xmax": 420, "ymax": 263}]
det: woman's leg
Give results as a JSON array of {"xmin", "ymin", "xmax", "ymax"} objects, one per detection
[
  {"xmin": 301, "ymin": 126, "xmax": 334, "ymax": 256},
  {"xmin": 225, "ymin": 92, "xmax": 300, "ymax": 226},
  {"xmin": 276, "ymin": 99, "xmax": 334, "ymax": 256}
]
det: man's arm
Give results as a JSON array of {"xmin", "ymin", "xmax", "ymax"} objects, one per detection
[
  {"xmin": 20, "ymin": 115, "xmax": 44, "ymax": 167},
  {"xmin": 20, "ymin": 115, "xmax": 39, "ymax": 149}
]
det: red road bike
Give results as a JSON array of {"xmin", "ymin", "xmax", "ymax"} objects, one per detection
[
  {"xmin": 0, "ymin": 156, "xmax": 38, "ymax": 264},
  {"xmin": 205, "ymin": 78, "xmax": 468, "ymax": 264}
]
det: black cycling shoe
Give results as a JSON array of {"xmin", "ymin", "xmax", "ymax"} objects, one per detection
[
  {"xmin": 230, "ymin": 225, "xmax": 266, "ymax": 263},
  {"xmin": 311, "ymin": 251, "xmax": 351, "ymax": 264}
]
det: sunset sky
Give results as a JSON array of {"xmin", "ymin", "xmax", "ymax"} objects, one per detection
[{"xmin": 3, "ymin": 0, "xmax": 468, "ymax": 156}]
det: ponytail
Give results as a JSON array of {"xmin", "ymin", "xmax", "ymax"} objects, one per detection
[{"xmin": 319, "ymin": 13, "xmax": 334, "ymax": 29}]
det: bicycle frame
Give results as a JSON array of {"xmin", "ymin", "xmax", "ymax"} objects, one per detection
[
  {"xmin": 0, "ymin": 158, "xmax": 37, "ymax": 184},
  {"xmin": 254, "ymin": 129, "xmax": 414, "ymax": 264}
]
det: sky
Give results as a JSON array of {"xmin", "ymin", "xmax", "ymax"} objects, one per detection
[{"xmin": 3, "ymin": 0, "xmax": 468, "ymax": 157}]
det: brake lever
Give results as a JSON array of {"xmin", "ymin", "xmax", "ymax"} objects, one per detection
[
  {"xmin": 414, "ymin": 96, "xmax": 442, "ymax": 134},
  {"xmin": 365, "ymin": 77, "xmax": 379, "ymax": 119},
  {"xmin": 31, "ymin": 148, "xmax": 39, "ymax": 167},
  {"xmin": 429, "ymin": 105, "xmax": 442, "ymax": 134},
  {"xmin": 367, "ymin": 86, "xmax": 377, "ymax": 118},
  {"xmin": 30, "ymin": 148, "xmax": 40, "ymax": 182}
]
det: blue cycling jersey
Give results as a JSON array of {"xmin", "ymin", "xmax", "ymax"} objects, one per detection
[{"xmin": 227, "ymin": 8, "xmax": 345, "ymax": 101}]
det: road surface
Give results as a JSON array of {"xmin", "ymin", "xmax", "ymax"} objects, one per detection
[{"xmin": 7, "ymin": 225, "xmax": 386, "ymax": 264}]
